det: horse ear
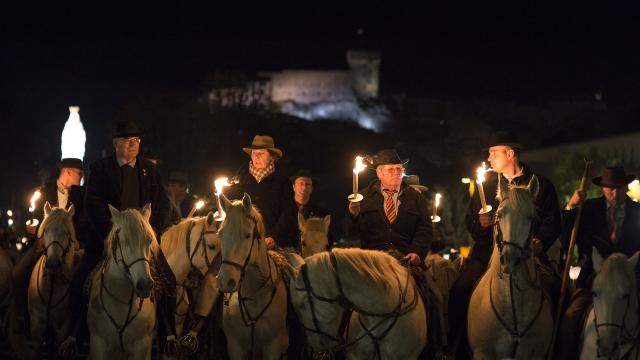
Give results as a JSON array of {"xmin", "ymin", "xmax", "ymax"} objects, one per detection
[
  {"xmin": 323, "ymin": 215, "xmax": 331, "ymax": 231},
  {"xmin": 285, "ymin": 252, "xmax": 306, "ymax": 268},
  {"xmin": 67, "ymin": 203, "xmax": 75, "ymax": 217},
  {"xmin": 242, "ymin": 193, "xmax": 252, "ymax": 212},
  {"xmin": 206, "ymin": 211, "xmax": 216, "ymax": 227},
  {"xmin": 297, "ymin": 212, "xmax": 306, "ymax": 231},
  {"xmin": 44, "ymin": 201, "xmax": 52, "ymax": 217},
  {"xmin": 141, "ymin": 203, "xmax": 152, "ymax": 221},
  {"xmin": 526, "ymin": 175, "xmax": 540, "ymax": 198},
  {"xmin": 627, "ymin": 251, "xmax": 640, "ymax": 276},
  {"xmin": 592, "ymin": 248, "xmax": 604, "ymax": 273},
  {"xmin": 108, "ymin": 204, "xmax": 120, "ymax": 221},
  {"xmin": 219, "ymin": 194, "xmax": 232, "ymax": 213}
]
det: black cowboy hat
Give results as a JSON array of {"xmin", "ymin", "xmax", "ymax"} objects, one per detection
[
  {"xmin": 485, "ymin": 131, "xmax": 523, "ymax": 151},
  {"xmin": 112, "ymin": 120, "xmax": 144, "ymax": 138},
  {"xmin": 404, "ymin": 175, "xmax": 428, "ymax": 193},
  {"xmin": 289, "ymin": 169, "xmax": 316, "ymax": 185},
  {"xmin": 592, "ymin": 166, "xmax": 636, "ymax": 188},
  {"xmin": 372, "ymin": 149, "xmax": 408, "ymax": 167},
  {"xmin": 56, "ymin": 158, "xmax": 83, "ymax": 170},
  {"xmin": 242, "ymin": 135, "xmax": 283, "ymax": 159}
]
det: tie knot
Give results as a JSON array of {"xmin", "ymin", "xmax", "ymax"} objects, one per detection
[{"xmin": 383, "ymin": 189, "xmax": 397, "ymax": 195}]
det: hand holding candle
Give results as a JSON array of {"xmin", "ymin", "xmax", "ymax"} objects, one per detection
[
  {"xmin": 476, "ymin": 162, "xmax": 493, "ymax": 214},
  {"xmin": 348, "ymin": 155, "xmax": 367, "ymax": 202},
  {"xmin": 431, "ymin": 193, "xmax": 442, "ymax": 223}
]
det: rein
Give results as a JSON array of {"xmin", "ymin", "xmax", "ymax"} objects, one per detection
[
  {"xmin": 98, "ymin": 229, "xmax": 151, "ymax": 352},
  {"xmin": 220, "ymin": 214, "xmax": 282, "ymax": 359},
  {"xmin": 295, "ymin": 252, "xmax": 419, "ymax": 358}
]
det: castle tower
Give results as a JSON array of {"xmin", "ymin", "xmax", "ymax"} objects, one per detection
[{"xmin": 346, "ymin": 49, "xmax": 381, "ymax": 99}]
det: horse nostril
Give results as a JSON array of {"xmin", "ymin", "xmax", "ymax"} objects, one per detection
[
  {"xmin": 136, "ymin": 278, "xmax": 152, "ymax": 296},
  {"xmin": 226, "ymin": 278, "xmax": 236, "ymax": 290}
]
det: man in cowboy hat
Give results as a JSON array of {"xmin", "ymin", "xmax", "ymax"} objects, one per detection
[
  {"xmin": 274, "ymin": 169, "xmax": 332, "ymax": 251},
  {"xmin": 447, "ymin": 131, "xmax": 562, "ymax": 359},
  {"xmin": 555, "ymin": 166, "xmax": 640, "ymax": 359},
  {"xmin": 347, "ymin": 149, "xmax": 432, "ymax": 265},
  {"xmin": 11, "ymin": 157, "xmax": 89, "ymax": 338},
  {"xmin": 167, "ymin": 171, "xmax": 197, "ymax": 220},
  {"xmin": 226, "ymin": 135, "xmax": 292, "ymax": 248},
  {"xmin": 61, "ymin": 119, "xmax": 178, "ymax": 356}
]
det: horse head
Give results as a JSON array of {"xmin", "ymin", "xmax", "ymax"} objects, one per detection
[
  {"xmin": 39, "ymin": 201, "xmax": 77, "ymax": 269},
  {"xmin": 283, "ymin": 251, "xmax": 347, "ymax": 352},
  {"xmin": 191, "ymin": 211, "xmax": 221, "ymax": 275},
  {"xmin": 591, "ymin": 249, "xmax": 639, "ymax": 357},
  {"xmin": 299, "ymin": 214, "xmax": 330, "ymax": 258},
  {"xmin": 495, "ymin": 175, "xmax": 538, "ymax": 275},
  {"xmin": 108, "ymin": 204, "xmax": 156, "ymax": 298},
  {"xmin": 216, "ymin": 193, "xmax": 264, "ymax": 293}
]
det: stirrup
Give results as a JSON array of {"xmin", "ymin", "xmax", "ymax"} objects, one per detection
[
  {"xmin": 59, "ymin": 336, "xmax": 77, "ymax": 360},
  {"xmin": 164, "ymin": 334, "xmax": 177, "ymax": 356},
  {"xmin": 178, "ymin": 330, "xmax": 199, "ymax": 355}
]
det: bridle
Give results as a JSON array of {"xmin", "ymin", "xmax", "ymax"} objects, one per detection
[
  {"xmin": 111, "ymin": 229, "xmax": 153, "ymax": 276},
  {"xmin": 592, "ymin": 290, "xmax": 640, "ymax": 359},
  {"xmin": 184, "ymin": 220, "xmax": 218, "ymax": 275},
  {"xmin": 293, "ymin": 252, "xmax": 419, "ymax": 358}
]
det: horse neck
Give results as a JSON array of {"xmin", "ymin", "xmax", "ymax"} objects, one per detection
[
  {"xmin": 240, "ymin": 237, "xmax": 277, "ymax": 296},
  {"xmin": 165, "ymin": 229, "xmax": 195, "ymax": 285},
  {"xmin": 335, "ymin": 261, "xmax": 402, "ymax": 313}
]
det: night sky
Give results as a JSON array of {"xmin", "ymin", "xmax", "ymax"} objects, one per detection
[{"xmin": 2, "ymin": 2, "xmax": 640, "ymax": 207}]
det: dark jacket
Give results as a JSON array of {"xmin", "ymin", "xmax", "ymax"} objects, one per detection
[
  {"xmin": 465, "ymin": 163, "xmax": 561, "ymax": 264},
  {"xmin": 275, "ymin": 198, "xmax": 333, "ymax": 249},
  {"xmin": 562, "ymin": 196, "xmax": 640, "ymax": 285},
  {"xmin": 348, "ymin": 180, "xmax": 432, "ymax": 261},
  {"xmin": 38, "ymin": 182, "xmax": 91, "ymax": 245},
  {"xmin": 226, "ymin": 164, "xmax": 292, "ymax": 238},
  {"xmin": 84, "ymin": 155, "xmax": 172, "ymax": 254}
]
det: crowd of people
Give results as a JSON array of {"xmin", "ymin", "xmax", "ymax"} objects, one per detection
[{"xmin": 7, "ymin": 118, "xmax": 640, "ymax": 359}]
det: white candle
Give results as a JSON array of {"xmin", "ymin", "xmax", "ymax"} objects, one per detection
[
  {"xmin": 432, "ymin": 193, "xmax": 441, "ymax": 220},
  {"xmin": 352, "ymin": 156, "xmax": 366, "ymax": 195},
  {"xmin": 476, "ymin": 163, "xmax": 492, "ymax": 214}
]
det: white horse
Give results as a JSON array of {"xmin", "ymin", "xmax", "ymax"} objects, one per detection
[
  {"xmin": 160, "ymin": 212, "xmax": 221, "ymax": 356},
  {"xmin": 87, "ymin": 204, "xmax": 157, "ymax": 360},
  {"xmin": 298, "ymin": 213, "xmax": 330, "ymax": 258},
  {"xmin": 468, "ymin": 177, "xmax": 553, "ymax": 360},
  {"xmin": 580, "ymin": 250, "xmax": 640, "ymax": 359},
  {"xmin": 28, "ymin": 202, "xmax": 80, "ymax": 357},
  {"xmin": 285, "ymin": 248, "xmax": 427, "ymax": 359},
  {"xmin": 425, "ymin": 251, "xmax": 461, "ymax": 325},
  {"xmin": 216, "ymin": 193, "xmax": 288, "ymax": 360}
]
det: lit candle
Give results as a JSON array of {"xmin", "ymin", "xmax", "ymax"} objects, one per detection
[
  {"xmin": 348, "ymin": 156, "xmax": 367, "ymax": 202},
  {"xmin": 27, "ymin": 190, "xmax": 42, "ymax": 226},
  {"xmin": 214, "ymin": 177, "xmax": 232, "ymax": 220},
  {"xmin": 476, "ymin": 163, "xmax": 492, "ymax": 214},
  {"xmin": 431, "ymin": 193, "xmax": 442, "ymax": 222},
  {"xmin": 188, "ymin": 200, "xmax": 205, "ymax": 218}
]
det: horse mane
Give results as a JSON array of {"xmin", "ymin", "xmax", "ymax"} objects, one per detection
[
  {"xmin": 225, "ymin": 199, "xmax": 266, "ymax": 240},
  {"xmin": 313, "ymin": 248, "xmax": 405, "ymax": 293},
  {"xmin": 38, "ymin": 207, "xmax": 78, "ymax": 246},
  {"xmin": 104, "ymin": 208, "xmax": 158, "ymax": 257},
  {"xmin": 160, "ymin": 217, "xmax": 203, "ymax": 255},
  {"xmin": 302, "ymin": 217, "xmax": 327, "ymax": 233},
  {"xmin": 497, "ymin": 185, "xmax": 537, "ymax": 220}
]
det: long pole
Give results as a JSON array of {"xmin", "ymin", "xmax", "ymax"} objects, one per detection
[{"xmin": 547, "ymin": 157, "xmax": 592, "ymax": 360}]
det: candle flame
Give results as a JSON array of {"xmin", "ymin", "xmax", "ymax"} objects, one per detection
[
  {"xmin": 29, "ymin": 190, "xmax": 42, "ymax": 212},
  {"xmin": 435, "ymin": 193, "xmax": 442, "ymax": 208},
  {"xmin": 195, "ymin": 200, "xmax": 205, "ymax": 210},
  {"xmin": 353, "ymin": 156, "xmax": 367, "ymax": 174},
  {"xmin": 214, "ymin": 177, "xmax": 232, "ymax": 195},
  {"xmin": 476, "ymin": 163, "xmax": 488, "ymax": 184}
]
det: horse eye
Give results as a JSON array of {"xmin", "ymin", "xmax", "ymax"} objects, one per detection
[
  {"xmin": 592, "ymin": 291, "xmax": 598, "ymax": 298},
  {"xmin": 245, "ymin": 233, "xmax": 251, "ymax": 239},
  {"xmin": 207, "ymin": 244, "xmax": 216, "ymax": 250}
]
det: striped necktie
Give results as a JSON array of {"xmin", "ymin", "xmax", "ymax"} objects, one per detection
[{"xmin": 383, "ymin": 189, "xmax": 397, "ymax": 223}]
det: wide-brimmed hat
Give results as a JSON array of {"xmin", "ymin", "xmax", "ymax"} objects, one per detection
[
  {"xmin": 372, "ymin": 149, "xmax": 408, "ymax": 167},
  {"xmin": 56, "ymin": 158, "xmax": 83, "ymax": 170},
  {"xmin": 242, "ymin": 135, "xmax": 283, "ymax": 159},
  {"xmin": 592, "ymin": 166, "xmax": 636, "ymax": 188},
  {"xmin": 168, "ymin": 171, "xmax": 189, "ymax": 185},
  {"xmin": 485, "ymin": 131, "xmax": 523, "ymax": 151},
  {"xmin": 404, "ymin": 175, "xmax": 428, "ymax": 193},
  {"xmin": 112, "ymin": 120, "xmax": 144, "ymax": 138},
  {"xmin": 289, "ymin": 169, "xmax": 316, "ymax": 185}
]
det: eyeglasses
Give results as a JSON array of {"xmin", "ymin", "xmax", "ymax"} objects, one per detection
[
  {"xmin": 119, "ymin": 137, "xmax": 141, "ymax": 144},
  {"xmin": 381, "ymin": 166, "xmax": 405, "ymax": 174}
]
